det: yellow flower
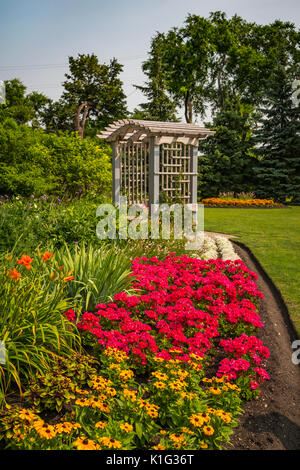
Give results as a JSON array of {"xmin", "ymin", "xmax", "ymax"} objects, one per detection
[
  {"xmin": 200, "ymin": 441, "xmax": 208, "ymax": 449},
  {"xmin": 137, "ymin": 398, "xmax": 147, "ymax": 408},
  {"xmin": 109, "ymin": 363, "xmax": 121, "ymax": 371},
  {"xmin": 151, "ymin": 372, "xmax": 168, "ymax": 381},
  {"xmin": 145, "ymin": 403, "xmax": 159, "ymax": 418},
  {"xmin": 189, "ymin": 353, "xmax": 204, "ymax": 361},
  {"xmin": 105, "ymin": 387, "xmax": 117, "ymax": 397},
  {"xmin": 75, "ymin": 398, "xmax": 91, "ymax": 407},
  {"xmin": 123, "ymin": 388, "xmax": 137, "ymax": 402},
  {"xmin": 181, "ymin": 427, "xmax": 194, "ymax": 435},
  {"xmin": 170, "ymin": 433, "xmax": 185, "ymax": 443},
  {"xmin": 34, "ymin": 422, "xmax": 57, "ymax": 439},
  {"xmin": 55, "ymin": 422, "xmax": 74, "ymax": 434},
  {"xmin": 154, "ymin": 381, "xmax": 166, "ymax": 389},
  {"xmin": 74, "ymin": 437, "xmax": 100, "ymax": 450},
  {"xmin": 76, "ymin": 388, "xmax": 89, "ymax": 395},
  {"xmin": 120, "ymin": 422, "xmax": 133, "ymax": 433},
  {"xmin": 118, "ymin": 370, "xmax": 134, "ymax": 381},
  {"xmin": 153, "ymin": 357, "xmax": 164, "ymax": 363},
  {"xmin": 95, "ymin": 421, "xmax": 107, "ymax": 429},
  {"xmin": 209, "ymin": 387, "xmax": 221, "ymax": 395},
  {"xmin": 199, "ymin": 412, "xmax": 210, "ymax": 423},
  {"xmin": 203, "ymin": 425, "xmax": 214, "ymax": 436},
  {"xmin": 99, "ymin": 437, "xmax": 122, "ymax": 449},
  {"xmin": 19, "ymin": 409, "xmax": 35, "ymax": 423},
  {"xmin": 99, "ymin": 403, "xmax": 111, "ymax": 413},
  {"xmin": 153, "ymin": 444, "xmax": 166, "ymax": 450},
  {"xmin": 169, "ymin": 381, "xmax": 183, "ymax": 391},
  {"xmin": 190, "ymin": 414, "xmax": 204, "ymax": 427},
  {"xmin": 213, "ymin": 377, "xmax": 224, "ymax": 383},
  {"xmin": 221, "ymin": 414, "xmax": 231, "ymax": 424}
]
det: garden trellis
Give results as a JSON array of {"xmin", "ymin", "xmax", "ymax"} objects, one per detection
[{"xmin": 97, "ymin": 119, "xmax": 214, "ymax": 205}]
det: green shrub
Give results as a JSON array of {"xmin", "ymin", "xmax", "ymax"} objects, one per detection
[
  {"xmin": 0, "ymin": 196, "xmax": 108, "ymax": 253},
  {"xmin": 0, "ymin": 118, "xmax": 112, "ymax": 198}
]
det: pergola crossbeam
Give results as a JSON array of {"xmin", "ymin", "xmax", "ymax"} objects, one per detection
[{"xmin": 97, "ymin": 119, "xmax": 214, "ymax": 205}]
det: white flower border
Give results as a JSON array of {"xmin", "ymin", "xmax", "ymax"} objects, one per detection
[
  {"xmin": 215, "ymin": 236, "xmax": 240, "ymax": 261},
  {"xmin": 195, "ymin": 235, "xmax": 240, "ymax": 261}
]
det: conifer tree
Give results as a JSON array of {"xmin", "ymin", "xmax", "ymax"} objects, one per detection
[
  {"xmin": 132, "ymin": 33, "xmax": 178, "ymax": 121},
  {"xmin": 253, "ymin": 64, "xmax": 300, "ymax": 203}
]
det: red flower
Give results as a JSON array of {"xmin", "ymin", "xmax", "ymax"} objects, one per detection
[
  {"xmin": 9, "ymin": 268, "xmax": 22, "ymax": 280},
  {"xmin": 42, "ymin": 251, "xmax": 53, "ymax": 262},
  {"xmin": 17, "ymin": 254, "xmax": 33, "ymax": 270}
]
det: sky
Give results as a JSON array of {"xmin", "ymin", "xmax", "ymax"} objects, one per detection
[{"xmin": 0, "ymin": 0, "xmax": 299, "ymax": 120}]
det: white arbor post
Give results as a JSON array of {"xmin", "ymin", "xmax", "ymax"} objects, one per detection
[
  {"xmin": 149, "ymin": 136, "xmax": 160, "ymax": 206},
  {"xmin": 190, "ymin": 145, "xmax": 199, "ymax": 204},
  {"xmin": 112, "ymin": 141, "xmax": 120, "ymax": 206}
]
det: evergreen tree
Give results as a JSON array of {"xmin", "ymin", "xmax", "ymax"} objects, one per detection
[
  {"xmin": 133, "ymin": 33, "xmax": 178, "ymax": 121},
  {"xmin": 253, "ymin": 65, "xmax": 300, "ymax": 203},
  {"xmin": 198, "ymin": 97, "xmax": 256, "ymax": 198}
]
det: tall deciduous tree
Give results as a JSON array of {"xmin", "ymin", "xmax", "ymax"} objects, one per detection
[
  {"xmin": 61, "ymin": 53, "xmax": 128, "ymax": 139},
  {"xmin": 0, "ymin": 79, "xmax": 50, "ymax": 127}
]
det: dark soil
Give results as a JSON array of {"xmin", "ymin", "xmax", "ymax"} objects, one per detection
[{"xmin": 227, "ymin": 242, "xmax": 300, "ymax": 450}]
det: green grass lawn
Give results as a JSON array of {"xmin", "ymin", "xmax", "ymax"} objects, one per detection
[{"xmin": 203, "ymin": 206, "xmax": 300, "ymax": 336}]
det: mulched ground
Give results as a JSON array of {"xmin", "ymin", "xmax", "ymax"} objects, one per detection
[{"xmin": 227, "ymin": 242, "xmax": 300, "ymax": 450}]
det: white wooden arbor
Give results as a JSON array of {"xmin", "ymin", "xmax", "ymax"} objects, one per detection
[{"xmin": 97, "ymin": 119, "xmax": 214, "ymax": 206}]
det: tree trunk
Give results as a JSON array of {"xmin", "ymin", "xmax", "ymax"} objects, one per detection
[
  {"xmin": 184, "ymin": 91, "xmax": 193, "ymax": 123},
  {"xmin": 75, "ymin": 101, "xmax": 90, "ymax": 139}
]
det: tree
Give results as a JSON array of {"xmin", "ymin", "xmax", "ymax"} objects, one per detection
[
  {"xmin": 198, "ymin": 97, "xmax": 257, "ymax": 198},
  {"xmin": 253, "ymin": 63, "xmax": 300, "ymax": 203},
  {"xmin": 133, "ymin": 33, "xmax": 178, "ymax": 121},
  {"xmin": 0, "ymin": 79, "xmax": 50, "ymax": 126},
  {"xmin": 61, "ymin": 53, "xmax": 128, "ymax": 139},
  {"xmin": 163, "ymin": 16, "xmax": 212, "ymax": 123}
]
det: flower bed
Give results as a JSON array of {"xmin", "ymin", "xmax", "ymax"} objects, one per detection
[
  {"xmin": 0, "ymin": 255, "xmax": 270, "ymax": 450},
  {"xmin": 202, "ymin": 198, "xmax": 283, "ymax": 208}
]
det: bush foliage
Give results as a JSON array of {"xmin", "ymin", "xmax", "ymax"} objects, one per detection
[{"xmin": 0, "ymin": 119, "xmax": 112, "ymax": 198}]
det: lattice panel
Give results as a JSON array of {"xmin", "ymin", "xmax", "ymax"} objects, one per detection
[
  {"xmin": 119, "ymin": 142, "xmax": 149, "ymax": 205},
  {"xmin": 159, "ymin": 143, "xmax": 193, "ymax": 203}
]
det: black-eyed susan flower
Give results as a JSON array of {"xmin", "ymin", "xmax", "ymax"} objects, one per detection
[
  {"xmin": 95, "ymin": 421, "xmax": 107, "ymax": 429},
  {"xmin": 74, "ymin": 437, "xmax": 100, "ymax": 450},
  {"xmin": 203, "ymin": 425, "xmax": 214, "ymax": 436},
  {"xmin": 120, "ymin": 422, "xmax": 133, "ymax": 432},
  {"xmin": 190, "ymin": 414, "xmax": 205, "ymax": 427},
  {"xmin": 154, "ymin": 381, "xmax": 166, "ymax": 389},
  {"xmin": 99, "ymin": 437, "xmax": 122, "ymax": 449},
  {"xmin": 19, "ymin": 409, "xmax": 35, "ymax": 423}
]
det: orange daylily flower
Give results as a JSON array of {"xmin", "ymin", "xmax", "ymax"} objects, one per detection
[
  {"xmin": 17, "ymin": 255, "xmax": 33, "ymax": 270},
  {"xmin": 42, "ymin": 251, "xmax": 54, "ymax": 262},
  {"xmin": 63, "ymin": 275, "xmax": 74, "ymax": 282},
  {"xmin": 9, "ymin": 268, "xmax": 22, "ymax": 280}
]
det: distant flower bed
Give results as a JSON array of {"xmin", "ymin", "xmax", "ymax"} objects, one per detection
[{"xmin": 202, "ymin": 198, "xmax": 283, "ymax": 208}]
